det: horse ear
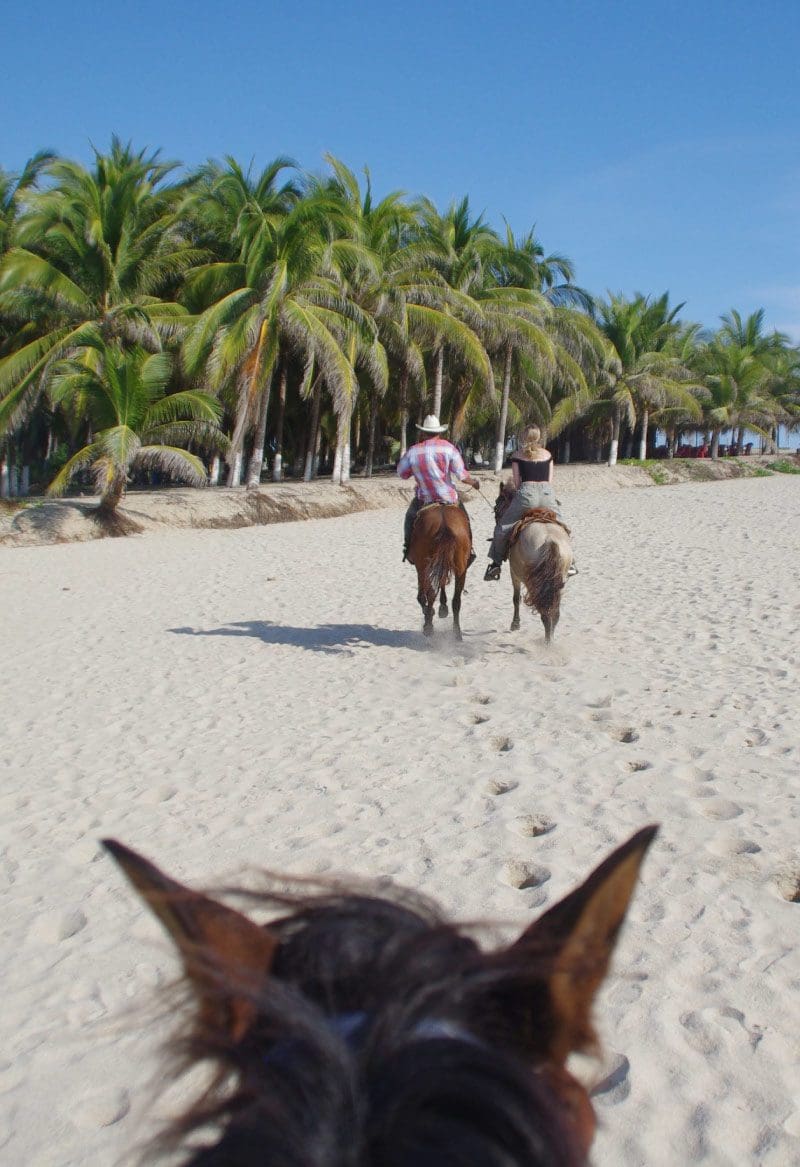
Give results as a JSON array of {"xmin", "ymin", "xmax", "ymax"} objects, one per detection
[
  {"xmin": 503, "ymin": 826, "xmax": 657, "ymax": 1065},
  {"xmin": 103, "ymin": 839, "xmax": 277, "ymax": 1040}
]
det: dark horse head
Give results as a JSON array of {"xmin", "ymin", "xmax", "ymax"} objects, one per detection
[{"xmin": 104, "ymin": 827, "xmax": 657, "ymax": 1166}]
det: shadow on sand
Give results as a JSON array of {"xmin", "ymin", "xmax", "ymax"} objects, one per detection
[{"xmin": 169, "ymin": 620, "xmax": 429, "ymax": 654}]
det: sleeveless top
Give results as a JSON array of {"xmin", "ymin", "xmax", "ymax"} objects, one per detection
[{"xmin": 511, "ymin": 453, "xmax": 552, "ymax": 482}]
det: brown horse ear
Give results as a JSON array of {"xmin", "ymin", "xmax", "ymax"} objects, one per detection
[
  {"xmin": 103, "ymin": 839, "xmax": 277, "ymax": 1040},
  {"xmin": 505, "ymin": 825, "xmax": 657, "ymax": 1065}
]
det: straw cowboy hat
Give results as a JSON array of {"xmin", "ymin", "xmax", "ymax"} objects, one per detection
[{"xmin": 416, "ymin": 414, "xmax": 448, "ymax": 433}]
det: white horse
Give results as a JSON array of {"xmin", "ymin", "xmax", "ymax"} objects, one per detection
[{"xmin": 497, "ymin": 483, "xmax": 573, "ymax": 644}]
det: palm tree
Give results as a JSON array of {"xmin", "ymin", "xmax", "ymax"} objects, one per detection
[
  {"xmin": 477, "ymin": 227, "xmax": 602, "ymax": 470},
  {"xmin": 47, "ymin": 330, "xmax": 225, "ymax": 516},
  {"xmin": 590, "ymin": 294, "xmax": 699, "ymax": 464},
  {"xmin": 417, "ymin": 196, "xmax": 496, "ymax": 418},
  {"xmin": 697, "ymin": 335, "xmax": 778, "ymax": 458},
  {"xmin": 0, "ymin": 139, "xmax": 194, "ymax": 435},
  {"xmin": 183, "ymin": 188, "xmax": 364, "ymax": 487}
]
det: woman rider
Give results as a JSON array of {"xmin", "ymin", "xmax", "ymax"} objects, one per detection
[{"xmin": 484, "ymin": 425, "xmax": 577, "ymax": 581}]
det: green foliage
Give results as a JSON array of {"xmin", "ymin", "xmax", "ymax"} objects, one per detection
[
  {"xmin": 1, "ymin": 138, "xmax": 799, "ymax": 491},
  {"xmin": 768, "ymin": 458, "xmax": 800, "ymax": 474},
  {"xmin": 619, "ymin": 457, "xmax": 668, "ymax": 484}
]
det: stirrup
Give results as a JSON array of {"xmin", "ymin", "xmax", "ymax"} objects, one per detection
[
  {"xmin": 468, "ymin": 548, "xmax": 476, "ymax": 567},
  {"xmin": 484, "ymin": 562, "xmax": 501, "ymax": 581}
]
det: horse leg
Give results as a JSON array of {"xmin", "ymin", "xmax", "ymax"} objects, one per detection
[
  {"xmin": 417, "ymin": 579, "xmax": 435, "ymax": 636},
  {"xmin": 422, "ymin": 591, "xmax": 435, "ymax": 636},
  {"xmin": 541, "ymin": 610, "xmax": 555, "ymax": 645},
  {"xmin": 438, "ymin": 586, "xmax": 449, "ymax": 618},
  {"xmin": 511, "ymin": 581, "xmax": 521, "ymax": 631},
  {"xmin": 451, "ymin": 572, "xmax": 465, "ymax": 641}
]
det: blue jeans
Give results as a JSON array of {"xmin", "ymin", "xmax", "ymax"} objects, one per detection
[{"xmin": 488, "ymin": 482, "xmax": 561, "ymax": 563}]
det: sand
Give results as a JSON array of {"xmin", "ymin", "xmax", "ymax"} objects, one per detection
[{"xmin": 1, "ymin": 472, "xmax": 799, "ymax": 1165}]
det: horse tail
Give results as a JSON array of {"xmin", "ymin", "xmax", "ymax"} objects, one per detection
[
  {"xmin": 427, "ymin": 524, "xmax": 457, "ymax": 592},
  {"xmin": 523, "ymin": 539, "xmax": 565, "ymax": 614}
]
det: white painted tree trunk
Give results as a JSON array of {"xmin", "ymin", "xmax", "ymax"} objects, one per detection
[
  {"xmin": 608, "ymin": 439, "xmax": 619, "ymax": 467},
  {"xmin": 1, "ymin": 460, "xmax": 9, "ymax": 498},
  {"xmin": 272, "ymin": 452, "xmax": 283, "ymax": 481},
  {"xmin": 20, "ymin": 466, "xmax": 30, "ymax": 496},
  {"xmin": 332, "ymin": 444, "xmax": 343, "ymax": 483},
  {"xmin": 493, "ymin": 344, "xmax": 513, "ymax": 474},
  {"xmin": 228, "ymin": 451, "xmax": 243, "ymax": 487},
  {"xmin": 638, "ymin": 410, "xmax": 649, "ymax": 460},
  {"xmin": 399, "ymin": 371, "xmax": 409, "ymax": 456},
  {"xmin": 563, "ymin": 438, "xmax": 571, "ymax": 464},
  {"xmin": 341, "ymin": 439, "xmax": 351, "ymax": 483},
  {"xmin": 432, "ymin": 348, "xmax": 444, "ymax": 418}
]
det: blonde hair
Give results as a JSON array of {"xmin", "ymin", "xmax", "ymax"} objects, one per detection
[{"xmin": 519, "ymin": 426, "xmax": 542, "ymax": 459}]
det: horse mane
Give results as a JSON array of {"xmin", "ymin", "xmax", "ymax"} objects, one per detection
[
  {"xmin": 155, "ymin": 886, "xmax": 582, "ymax": 1167},
  {"xmin": 523, "ymin": 541, "xmax": 566, "ymax": 616}
]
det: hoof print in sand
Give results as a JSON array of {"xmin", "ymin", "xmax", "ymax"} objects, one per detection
[
  {"xmin": 69, "ymin": 1088, "xmax": 130, "ymax": 1130},
  {"xmin": 698, "ymin": 798, "xmax": 743, "ymax": 821},
  {"xmin": 30, "ymin": 907, "xmax": 87, "ymax": 944},
  {"xmin": 611, "ymin": 727, "xmax": 640, "ymax": 744},
  {"xmin": 626, "ymin": 759, "xmax": 652, "ymax": 772},
  {"xmin": 492, "ymin": 735, "xmax": 514, "ymax": 753},
  {"xmin": 590, "ymin": 1050, "xmax": 631, "ymax": 1105},
  {"xmin": 775, "ymin": 867, "xmax": 800, "ymax": 903},
  {"xmin": 511, "ymin": 814, "xmax": 555, "ymax": 837},
  {"xmin": 471, "ymin": 712, "xmax": 490, "ymax": 725},
  {"xmin": 503, "ymin": 860, "xmax": 551, "ymax": 890},
  {"xmin": 486, "ymin": 778, "xmax": 518, "ymax": 796}
]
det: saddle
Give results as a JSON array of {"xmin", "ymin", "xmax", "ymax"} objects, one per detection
[{"xmin": 509, "ymin": 507, "xmax": 571, "ymax": 546}]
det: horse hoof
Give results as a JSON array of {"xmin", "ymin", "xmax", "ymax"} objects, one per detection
[
  {"xmin": 438, "ymin": 606, "xmax": 448, "ymax": 618},
  {"xmin": 423, "ymin": 625, "xmax": 434, "ymax": 637}
]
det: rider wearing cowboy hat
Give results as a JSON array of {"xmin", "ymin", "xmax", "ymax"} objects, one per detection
[{"xmin": 397, "ymin": 414, "xmax": 480, "ymax": 562}]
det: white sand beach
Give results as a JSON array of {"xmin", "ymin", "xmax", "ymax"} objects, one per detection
[{"xmin": 1, "ymin": 472, "xmax": 799, "ymax": 1166}]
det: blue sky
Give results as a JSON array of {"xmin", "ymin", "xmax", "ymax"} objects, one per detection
[{"xmin": 4, "ymin": 0, "xmax": 800, "ymax": 339}]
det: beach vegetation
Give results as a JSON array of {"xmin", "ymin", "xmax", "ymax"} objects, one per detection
[
  {"xmin": 45, "ymin": 331, "xmax": 225, "ymax": 516},
  {"xmin": 0, "ymin": 139, "xmax": 798, "ymax": 505}
]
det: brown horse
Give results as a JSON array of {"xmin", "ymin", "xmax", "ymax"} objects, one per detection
[
  {"xmin": 496, "ymin": 482, "xmax": 573, "ymax": 644},
  {"xmin": 105, "ymin": 825, "xmax": 656, "ymax": 1167},
  {"xmin": 408, "ymin": 503, "xmax": 472, "ymax": 640}
]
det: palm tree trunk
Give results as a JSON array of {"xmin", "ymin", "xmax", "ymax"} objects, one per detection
[
  {"xmin": 711, "ymin": 428, "xmax": 721, "ymax": 460},
  {"xmin": 432, "ymin": 346, "xmax": 444, "ymax": 417},
  {"xmin": 608, "ymin": 405, "xmax": 621, "ymax": 466},
  {"xmin": 98, "ymin": 471, "xmax": 127, "ymax": 516},
  {"xmin": 246, "ymin": 369, "xmax": 275, "ymax": 488},
  {"xmin": 209, "ymin": 456, "xmax": 220, "ymax": 485},
  {"xmin": 399, "ymin": 370, "xmax": 409, "ymax": 456},
  {"xmin": 493, "ymin": 343, "xmax": 513, "ymax": 473},
  {"xmin": 365, "ymin": 393, "xmax": 378, "ymax": 477},
  {"xmin": 303, "ymin": 378, "xmax": 323, "ymax": 482},
  {"xmin": 229, "ymin": 323, "xmax": 268, "ymax": 487},
  {"xmin": 638, "ymin": 409, "xmax": 649, "ymax": 461},
  {"xmin": 271, "ymin": 360, "xmax": 288, "ymax": 482}
]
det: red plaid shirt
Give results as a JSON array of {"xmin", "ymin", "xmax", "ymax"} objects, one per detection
[{"xmin": 397, "ymin": 438, "xmax": 469, "ymax": 504}]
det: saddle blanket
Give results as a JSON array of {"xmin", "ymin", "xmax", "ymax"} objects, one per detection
[{"xmin": 509, "ymin": 507, "xmax": 571, "ymax": 546}]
